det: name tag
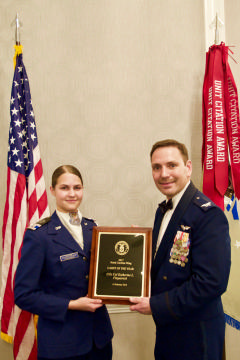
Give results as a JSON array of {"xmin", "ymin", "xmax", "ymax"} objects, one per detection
[{"xmin": 60, "ymin": 252, "xmax": 79, "ymax": 262}]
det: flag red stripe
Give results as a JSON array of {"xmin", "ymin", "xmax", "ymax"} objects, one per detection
[
  {"xmin": 11, "ymin": 175, "xmax": 27, "ymax": 250},
  {"xmin": 28, "ymin": 189, "xmax": 38, "ymax": 222},
  {"xmin": 34, "ymin": 160, "xmax": 43, "ymax": 184},
  {"xmin": 28, "ymin": 173, "xmax": 47, "ymax": 221},
  {"xmin": 2, "ymin": 167, "xmax": 11, "ymax": 248},
  {"xmin": 1, "ymin": 268, "xmax": 13, "ymax": 334},
  {"xmin": 38, "ymin": 190, "xmax": 48, "ymax": 218},
  {"xmin": 13, "ymin": 311, "xmax": 32, "ymax": 358},
  {"xmin": 1, "ymin": 174, "xmax": 26, "ymax": 334},
  {"xmin": 28, "ymin": 338, "xmax": 38, "ymax": 360}
]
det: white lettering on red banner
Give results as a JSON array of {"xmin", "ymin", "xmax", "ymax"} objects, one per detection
[
  {"xmin": 206, "ymin": 86, "xmax": 213, "ymax": 170},
  {"xmin": 206, "ymin": 144, "xmax": 213, "ymax": 169},
  {"xmin": 228, "ymin": 77, "xmax": 240, "ymax": 164},
  {"xmin": 214, "ymin": 80, "xmax": 226, "ymax": 163}
]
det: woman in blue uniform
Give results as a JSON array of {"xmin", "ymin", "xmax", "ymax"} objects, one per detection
[{"xmin": 14, "ymin": 165, "xmax": 113, "ymax": 360}]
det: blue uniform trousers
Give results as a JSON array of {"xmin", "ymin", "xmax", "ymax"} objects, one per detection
[
  {"xmin": 154, "ymin": 315, "xmax": 225, "ymax": 360},
  {"xmin": 38, "ymin": 341, "xmax": 112, "ymax": 360}
]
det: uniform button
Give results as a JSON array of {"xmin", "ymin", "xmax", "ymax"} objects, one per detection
[
  {"xmin": 85, "ymin": 275, "xmax": 89, "ymax": 280},
  {"xmin": 83, "ymin": 257, "xmax": 87, "ymax": 261},
  {"xmin": 163, "ymin": 276, "xmax": 167, "ymax": 280}
]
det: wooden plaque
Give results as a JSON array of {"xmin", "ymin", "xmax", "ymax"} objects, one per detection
[{"xmin": 88, "ymin": 226, "xmax": 152, "ymax": 305}]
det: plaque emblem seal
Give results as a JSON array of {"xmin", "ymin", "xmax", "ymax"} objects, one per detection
[{"xmin": 115, "ymin": 241, "xmax": 129, "ymax": 256}]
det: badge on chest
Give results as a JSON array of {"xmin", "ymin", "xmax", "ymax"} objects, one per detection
[
  {"xmin": 60, "ymin": 252, "xmax": 79, "ymax": 262},
  {"xmin": 169, "ymin": 230, "xmax": 190, "ymax": 267}
]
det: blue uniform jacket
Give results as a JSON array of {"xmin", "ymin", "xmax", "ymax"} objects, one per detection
[
  {"xmin": 150, "ymin": 182, "xmax": 231, "ymax": 327},
  {"xmin": 14, "ymin": 212, "xmax": 113, "ymax": 359}
]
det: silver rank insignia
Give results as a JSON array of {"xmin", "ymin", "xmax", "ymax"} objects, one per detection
[{"xmin": 201, "ymin": 201, "xmax": 212, "ymax": 208}]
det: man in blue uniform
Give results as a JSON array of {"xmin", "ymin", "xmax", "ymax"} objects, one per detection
[{"xmin": 130, "ymin": 139, "xmax": 231, "ymax": 360}]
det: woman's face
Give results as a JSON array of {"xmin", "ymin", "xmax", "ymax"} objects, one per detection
[{"xmin": 50, "ymin": 172, "xmax": 83, "ymax": 213}]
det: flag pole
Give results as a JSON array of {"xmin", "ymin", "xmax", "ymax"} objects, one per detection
[
  {"xmin": 13, "ymin": 13, "xmax": 22, "ymax": 45},
  {"xmin": 209, "ymin": 12, "xmax": 224, "ymax": 45},
  {"xmin": 11, "ymin": 14, "xmax": 23, "ymax": 68}
]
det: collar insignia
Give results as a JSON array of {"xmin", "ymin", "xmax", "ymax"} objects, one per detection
[
  {"xmin": 201, "ymin": 202, "xmax": 212, "ymax": 208},
  {"xmin": 181, "ymin": 225, "xmax": 191, "ymax": 231}
]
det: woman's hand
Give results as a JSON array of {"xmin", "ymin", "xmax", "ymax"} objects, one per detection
[{"xmin": 68, "ymin": 296, "xmax": 103, "ymax": 312}]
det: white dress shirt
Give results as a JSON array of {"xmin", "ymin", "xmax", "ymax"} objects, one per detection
[
  {"xmin": 56, "ymin": 209, "xmax": 84, "ymax": 249},
  {"xmin": 155, "ymin": 181, "xmax": 190, "ymax": 256}
]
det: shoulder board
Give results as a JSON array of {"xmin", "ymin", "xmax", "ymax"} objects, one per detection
[
  {"xmin": 83, "ymin": 217, "xmax": 97, "ymax": 224},
  {"xmin": 28, "ymin": 216, "xmax": 52, "ymax": 231},
  {"xmin": 193, "ymin": 194, "xmax": 215, "ymax": 211}
]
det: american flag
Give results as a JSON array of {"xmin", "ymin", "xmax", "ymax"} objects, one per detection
[{"xmin": 0, "ymin": 48, "xmax": 49, "ymax": 359}]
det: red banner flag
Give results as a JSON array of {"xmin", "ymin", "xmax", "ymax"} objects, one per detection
[
  {"xmin": 202, "ymin": 43, "xmax": 240, "ymax": 209},
  {"xmin": 223, "ymin": 49, "xmax": 240, "ymax": 198},
  {"xmin": 0, "ymin": 45, "xmax": 49, "ymax": 359}
]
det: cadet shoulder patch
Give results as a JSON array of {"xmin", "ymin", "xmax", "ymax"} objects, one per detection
[{"xmin": 28, "ymin": 216, "xmax": 51, "ymax": 230}]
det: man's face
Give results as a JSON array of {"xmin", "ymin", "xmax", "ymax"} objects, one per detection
[{"xmin": 151, "ymin": 146, "xmax": 192, "ymax": 199}]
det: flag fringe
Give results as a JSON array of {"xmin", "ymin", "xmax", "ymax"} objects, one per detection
[
  {"xmin": 1, "ymin": 331, "xmax": 13, "ymax": 344},
  {"xmin": 225, "ymin": 314, "xmax": 240, "ymax": 330},
  {"xmin": 13, "ymin": 45, "xmax": 23, "ymax": 68}
]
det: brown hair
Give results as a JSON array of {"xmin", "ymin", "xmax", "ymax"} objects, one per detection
[
  {"xmin": 150, "ymin": 139, "xmax": 189, "ymax": 164},
  {"xmin": 51, "ymin": 165, "xmax": 83, "ymax": 189}
]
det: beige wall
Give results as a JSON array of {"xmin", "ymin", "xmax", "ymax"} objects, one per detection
[{"xmin": 0, "ymin": 1, "xmax": 239, "ymax": 359}]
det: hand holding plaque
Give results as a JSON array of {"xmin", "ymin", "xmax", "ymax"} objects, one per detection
[{"xmin": 88, "ymin": 227, "xmax": 152, "ymax": 304}]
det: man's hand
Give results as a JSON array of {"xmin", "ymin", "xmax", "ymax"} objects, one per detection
[
  {"xmin": 129, "ymin": 297, "xmax": 152, "ymax": 315},
  {"xmin": 68, "ymin": 296, "xmax": 103, "ymax": 312}
]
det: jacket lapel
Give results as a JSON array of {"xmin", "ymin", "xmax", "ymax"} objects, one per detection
[
  {"xmin": 81, "ymin": 218, "xmax": 94, "ymax": 256},
  {"xmin": 151, "ymin": 182, "xmax": 197, "ymax": 276},
  {"xmin": 48, "ymin": 212, "xmax": 89, "ymax": 256},
  {"xmin": 152, "ymin": 207, "xmax": 165, "ymax": 256}
]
